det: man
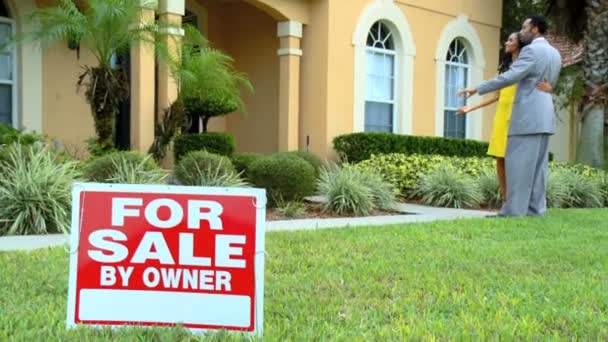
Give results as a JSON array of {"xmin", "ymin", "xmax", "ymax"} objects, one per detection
[{"xmin": 459, "ymin": 16, "xmax": 562, "ymax": 217}]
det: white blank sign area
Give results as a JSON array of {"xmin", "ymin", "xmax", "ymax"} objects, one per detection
[{"xmin": 78, "ymin": 289, "xmax": 251, "ymax": 328}]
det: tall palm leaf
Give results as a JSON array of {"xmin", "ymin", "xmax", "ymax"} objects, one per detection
[
  {"xmin": 546, "ymin": 0, "xmax": 608, "ymax": 168},
  {"xmin": 8, "ymin": 0, "xmax": 175, "ymax": 149},
  {"xmin": 173, "ymin": 25, "xmax": 254, "ymax": 133}
]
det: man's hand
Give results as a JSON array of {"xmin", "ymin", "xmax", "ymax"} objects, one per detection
[
  {"xmin": 456, "ymin": 106, "xmax": 472, "ymax": 115},
  {"xmin": 536, "ymin": 80, "xmax": 553, "ymax": 93},
  {"xmin": 457, "ymin": 88, "xmax": 478, "ymax": 98}
]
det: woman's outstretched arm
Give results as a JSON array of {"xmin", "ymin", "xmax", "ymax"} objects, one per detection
[{"xmin": 455, "ymin": 94, "xmax": 500, "ymax": 115}]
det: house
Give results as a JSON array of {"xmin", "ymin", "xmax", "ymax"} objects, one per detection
[{"xmin": 3, "ymin": 0, "xmax": 510, "ymax": 160}]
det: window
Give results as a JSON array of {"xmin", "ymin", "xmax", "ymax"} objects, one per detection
[
  {"xmin": 364, "ymin": 21, "xmax": 395, "ymax": 132},
  {"xmin": 0, "ymin": 1, "xmax": 14, "ymax": 127},
  {"xmin": 443, "ymin": 39, "xmax": 469, "ymax": 139}
]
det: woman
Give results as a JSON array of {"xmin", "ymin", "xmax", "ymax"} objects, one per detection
[{"xmin": 456, "ymin": 32, "xmax": 553, "ymax": 203}]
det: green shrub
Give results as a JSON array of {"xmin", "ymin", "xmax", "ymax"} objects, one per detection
[
  {"xmin": 547, "ymin": 169, "xmax": 570, "ymax": 208},
  {"xmin": 107, "ymin": 155, "xmax": 168, "ymax": 184},
  {"xmin": 333, "ymin": 132, "xmax": 555, "ymax": 163},
  {"xmin": 86, "ymin": 137, "xmax": 118, "ymax": 157},
  {"xmin": 477, "ymin": 167, "xmax": 502, "ymax": 207},
  {"xmin": 0, "ymin": 124, "xmax": 44, "ymax": 146},
  {"xmin": 356, "ymin": 153, "xmax": 493, "ymax": 196},
  {"xmin": 333, "ymin": 133, "xmax": 490, "ymax": 163},
  {"xmin": 275, "ymin": 198, "xmax": 306, "ymax": 218},
  {"xmin": 83, "ymin": 151, "xmax": 161, "ymax": 183},
  {"xmin": 175, "ymin": 151, "xmax": 246, "ymax": 187},
  {"xmin": 0, "ymin": 144, "xmax": 80, "ymax": 235},
  {"xmin": 231, "ymin": 152, "xmax": 262, "ymax": 180},
  {"xmin": 173, "ymin": 132, "xmax": 235, "ymax": 162},
  {"xmin": 415, "ymin": 165, "xmax": 482, "ymax": 209},
  {"xmin": 317, "ymin": 165, "xmax": 374, "ymax": 216},
  {"xmin": 249, "ymin": 154, "xmax": 316, "ymax": 205},
  {"xmin": 278, "ymin": 151, "xmax": 324, "ymax": 177},
  {"xmin": 317, "ymin": 164, "xmax": 397, "ymax": 215}
]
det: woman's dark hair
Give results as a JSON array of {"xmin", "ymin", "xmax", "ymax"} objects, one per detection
[{"xmin": 498, "ymin": 32, "xmax": 529, "ymax": 74}]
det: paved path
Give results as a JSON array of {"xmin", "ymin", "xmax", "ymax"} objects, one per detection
[{"xmin": 0, "ymin": 202, "xmax": 494, "ymax": 252}]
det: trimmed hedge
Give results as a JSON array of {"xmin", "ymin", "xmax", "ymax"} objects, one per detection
[
  {"xmin": 231, "ymin": 152, "xmax": 262, "ymax": 180},
  {"xmin": 173, "ymin": 132, "xmax": 235, "ymax": 162},
  {"xmin": 333, "ymin": 132, "xmax": 554, "ymax": 163},
  {"xmin": 278, "ymin": 151, "xmax": 324, "ymax": 177},
  {"xmin": 249, "ymin": 153, "xmax": 316, "ymax": 205}
]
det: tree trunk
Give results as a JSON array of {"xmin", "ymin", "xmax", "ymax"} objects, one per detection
[
  {"xmin": 202, "ymin": 116, "xmax": 210, "ymax": 133},
  {"xmin": 576, "ymin": 0, "xmax": 608, "ymax": 168},
  {"xmin": 577, "ymin": 104, "xmax": 605, "ymax": 167}
]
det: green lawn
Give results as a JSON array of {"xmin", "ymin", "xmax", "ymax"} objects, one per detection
[{"xmin": 1, "ymin": 209, "xmax": 607, "ymax": 340}]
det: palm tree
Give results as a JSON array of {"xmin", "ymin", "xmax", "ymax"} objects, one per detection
[
  {"xmin": 546, "ymin": 0, "xmax": 608, "ymax": 168},
  {"xmin": 174, "ymin": 25, "xmax": 253, "ymax": 133},
  {"xmin": 9, "ymin": 0, "xmax": 174, "ymax": 150}
]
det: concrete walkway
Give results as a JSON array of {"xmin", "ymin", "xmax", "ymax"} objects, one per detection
[{"xmin": 0, "ymin": 202, "xmax": 494, "ymax": 252}]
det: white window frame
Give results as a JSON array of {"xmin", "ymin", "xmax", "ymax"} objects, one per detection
[
  {"xmin": 443, "ymin": 39, "xmax": 471, "ymax": 139},
  {"xmin": 434, "ymin": 15, "xmax": 485, "ymax": 141},
  {"xmin": 0, "ymin": 16, "xmax": 16, "ymax": 128},
  {"xmin": 352, "ymin": 0, "xmax": 416, "ymax": 135},
  {"xmin": 364, "ymin": 40, "xmax": 397, "ymax": 133}
]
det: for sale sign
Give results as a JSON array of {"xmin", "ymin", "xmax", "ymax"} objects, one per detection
[{"xmin": 66, "ymin": 183, "xmax": 266, "ymax": 334}]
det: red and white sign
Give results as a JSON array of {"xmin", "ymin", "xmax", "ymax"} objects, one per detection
[{"xmin": 66, "ymin": 183, "xmax": 266, "ymax": 334}]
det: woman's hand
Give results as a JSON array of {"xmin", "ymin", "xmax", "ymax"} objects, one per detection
[
  {"xmin": 457, "ymin": 88, "xmax": 478, "ymax": 98},
  {"xmin": 536, "ymin": 80, "xmax": 553, "ymax": 93},
  {"xmin": 456, "ymin": 106, "xmax": 472, "ymax": 115}
]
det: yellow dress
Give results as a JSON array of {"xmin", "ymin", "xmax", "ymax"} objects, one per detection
[{"xmin": 487, "ymin": 84, "xmax": 516, "ymax": 158}]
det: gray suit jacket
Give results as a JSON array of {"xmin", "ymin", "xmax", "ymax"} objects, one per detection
[{"xmin": 477, "ymin": 37, "xmax": 562, "ymax": 136}]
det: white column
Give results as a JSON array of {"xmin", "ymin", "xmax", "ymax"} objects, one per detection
[{"xmin": 277, "ymin": 21, "xmax": 303, "ymax": 152}]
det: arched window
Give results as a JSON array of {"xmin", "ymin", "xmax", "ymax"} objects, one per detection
[
  {"xmin": 364, "ymin": 21, "xmax": 395, "ymax": 132},
  {"xmin": 0, "ymin": 0, "xmax": 15, "ymax": 127},
  {"xmin": 443, "ymin": 38, "xmax": 470, "ymax": 139}
]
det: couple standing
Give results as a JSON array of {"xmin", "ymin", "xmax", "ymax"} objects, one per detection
[{"xmin": 457, "ymin": 15, "xmax": 562, "ymax": 217}]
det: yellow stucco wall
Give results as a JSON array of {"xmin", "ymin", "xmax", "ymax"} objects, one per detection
[{"xmin": 42, "ymin": 44, "xmax": 96, "ymax": 152}]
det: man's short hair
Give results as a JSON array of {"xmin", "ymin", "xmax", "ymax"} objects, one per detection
[{"xmin": 526, "ymin": 15, "xmax": 549, "ymax": 34}]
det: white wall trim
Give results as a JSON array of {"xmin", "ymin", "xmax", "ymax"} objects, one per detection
[
  {"xmin": 277, "ymin": 21, "xmax": 303, "ymax": 38},
  {"xmin": 9, "ymin": 0, "xmax": 43, "ymax": 133},
  {"xmin": 352, "ymin": 0, "xmax": 416, "ymax": 135},
  {"xmin": 277, "ymin": 48, "xmax": 303, "ymax": 57},
  {"xmin": 434, "ymin": 15, "xmax": 485, "ymax": 140},
  {"xmin": 158, "ymin": 27, "xmax": 185, "ymax": 36},
  {"xmin": 158, "ymin": 0, "xmax": 184, "ymax": 15}
]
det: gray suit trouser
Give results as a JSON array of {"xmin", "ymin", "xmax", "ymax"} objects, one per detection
[{"xmin": 500, "ymin": 134, "xmax": 550, "ymax": 217}]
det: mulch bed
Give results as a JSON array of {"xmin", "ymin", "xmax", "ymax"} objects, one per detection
[{"xmin": 267, "ymin": 202, "xmax": 402, "ymax": 221}]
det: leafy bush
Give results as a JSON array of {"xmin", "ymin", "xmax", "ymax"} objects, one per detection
[
  {"xmin": 278, "ymin": 151, "xmax": 324, "ymax": 177},
  {"xmin": 86, "ymin": 137, "xmax": 118, "ymax": 158},
  {"xmin": 174, "ymin": 151, "xmax": 246, "ymax": 187},
  {"xmin": 249, "ymin": 154, "xmax": 316, "ymax": 205},
  {"xmin": 549, "ymin": 163, "xmax": 606, "ymax": 208},
  {"xmin": 0, "ymin": 144, "xmax": 80, "ymax": 235},
  {"xmin": 275, "ymin": 198, "xmax": 306, "ymax": 218},
  {"xmin": 547, "ymin": 169, "xmax": 571, "ymax": 208},
  {"xmin": 173, "ymin": 132, "xmax": 235, "ymax": 162},
  {"xmin": 107, "ymin": 155, "xmax": 168, "ymax": 184},
  {"xmin": 231, "ymin": 152, "xmax": 262, "ymax": 180},
  {"xmin": 477, "ymin": 167, "xmax": 502, "ymax": 207},
  {"xmin": 0, "ymin": 124, "xmax": 44, "ymax": 146},
  {"xmin": 356, "ymin": 153, "xmax": 493, "ymax": 196},
  {"xmin": 415, "ymin": 165, "xmax": 482, "ymax": 209},
  {"xmin": 317, "ymin": 164, "xmax": 397, "ymax": 215},
  {"xmin": 83, "ymin": 151, "xmax": 161, "ymax": 183}
]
